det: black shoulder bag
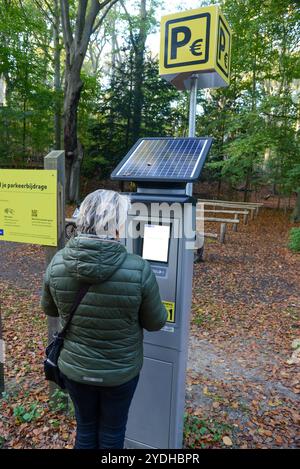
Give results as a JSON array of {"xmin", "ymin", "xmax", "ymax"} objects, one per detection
[{"xmin": 44, "ymin": 284, "xmax": 90, "ymax": 389}]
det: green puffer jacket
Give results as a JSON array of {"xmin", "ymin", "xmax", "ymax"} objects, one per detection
[{"xmin": 41, "ymin": 235, "xmax": 167, "ymax": 386}]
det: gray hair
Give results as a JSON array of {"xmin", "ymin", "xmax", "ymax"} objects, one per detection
[{"xmin": 76, "ymin": 189, "xmax": 130, "ymax": 238}]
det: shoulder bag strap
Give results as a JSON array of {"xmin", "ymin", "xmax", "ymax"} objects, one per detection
[{"xmin": 59, "ymin": 283, "xmax": 90, "ymax": 338}]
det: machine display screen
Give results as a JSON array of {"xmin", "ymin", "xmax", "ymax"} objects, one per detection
[{"xmin": 142, "ymin": 224, "xmax": 170, "ymax": 263}]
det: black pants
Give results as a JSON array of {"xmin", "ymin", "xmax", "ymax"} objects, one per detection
[{"xmin": 61, "ymin": 373, "xmax": 139, "ymax": 449}]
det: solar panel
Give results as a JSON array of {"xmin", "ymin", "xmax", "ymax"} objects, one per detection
[{"xmin": 111, "ymin": 137, "xmax": 212, "ymax": 183}]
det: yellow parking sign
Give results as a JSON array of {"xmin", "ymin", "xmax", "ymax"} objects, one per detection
[
  {"xmin": 217, "ymin": 15, "xmax": 231, "ymax": 80},
  {"xmin": 0, "ymin": 169, "xmax": 57, "ymax": 246},
  {"xmin": 160, "ymin": 6, "xmax": 232, "ymax": 90},
  {"xmin": 164, "ymin": 12, "xmax": 210, "ymax": 69}
]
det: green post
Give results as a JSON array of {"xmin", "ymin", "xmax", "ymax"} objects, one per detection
[{"xmin": 44, "ymin": 150, "xmax": 65, "ymax": 396}]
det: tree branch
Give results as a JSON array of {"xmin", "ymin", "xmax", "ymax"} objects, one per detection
[
  {"xmin": 75, "ymin": 0, "xmax": 88, "ymax": 45},
  {"xmin": 92, "ymin": 0, "xmax": 119, "ymax": 35},
  {"xmin": 80, "ymin": 0, "xmax": 101, "ymax": 55},
  {"xmin": 44, "ymin": 0, "xmax": 56, "ymax": 17},
  {"xmin": 99, "ymin": 0, "xmax": 116, "ymax": 10},
  {"xmin": 60, "ymin": 0, "xmax": 73, "ymax": 50},
  {"xmin": 18, "ymin": 0, "xmax": 55, "ymax": 53},
  {"xmin": 33, "ymin": 0, "xmax": 55, "ymax": 25},
  {"xmin": 119, "ymin": 0, "xmax": 137, "ymax": 51},
  {"xmin": 114, "ymin": 36, "xmax": 122, "ymax": 64}
]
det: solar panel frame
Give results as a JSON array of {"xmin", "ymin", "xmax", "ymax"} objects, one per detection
[{"xmin": 111, "ymin": 137, "xmax": 213, "ymax": 183}]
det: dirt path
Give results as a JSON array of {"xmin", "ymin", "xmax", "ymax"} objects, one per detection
[{"xmin": 0, "ymin": 241, "xmax": 45, "ymax": 292}]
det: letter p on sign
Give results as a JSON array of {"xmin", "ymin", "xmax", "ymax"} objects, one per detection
[
  {"xmin": 160, "ymin": 6, "xmax": 232, "ymax": 90},
  {"xmin": 217, "ymin": 16, "xmax": 231, "ymax": 79},
  {"xmin": 164, "ymin": 13, "xmax": 210, "ymax": 68}
]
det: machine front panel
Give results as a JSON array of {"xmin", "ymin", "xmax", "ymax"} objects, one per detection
[
  {"xmin": 124, "ymin": 200, "xmax": 195, "ymax": 448},
  {"xmin": 125, "ymin": 356, "xmax": 173, "ymax": 448},
  {"xmin": 126, "ymin": 214, "xmax": 182, "ymax": 350}
]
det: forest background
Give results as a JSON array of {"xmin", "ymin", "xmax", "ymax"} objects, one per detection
[{"xmin": 0, "ymin": 0, "xmax": 299, "ymax": 220}]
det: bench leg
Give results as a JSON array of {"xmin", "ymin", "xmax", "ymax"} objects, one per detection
[
  {"xmin": 220, "ymin": 223, "xmax": 226, "ymax": 243},
  {"xmin": 233, "ymin": 214, "xmax": 238, "ymax": 232},
  {"xmin": 195, "ymin": 246, "xmax": 204, "ymax": 263}
]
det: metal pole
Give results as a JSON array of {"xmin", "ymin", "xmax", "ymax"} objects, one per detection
[
  {"xmin": 188, "ymin": 75, "xmax": 198, "ymax": 138},
  {"xmin": 186, "ymin": 75, "xmax": 198, "ymax": 196}
]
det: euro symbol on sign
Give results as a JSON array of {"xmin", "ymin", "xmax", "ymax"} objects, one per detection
[
  {"xmin": 189, "ymin": 38, "xmax": 203, "ymax": 56},
  {"xmin": 224, "ymin": 52, "xmax": 228, "ymax": 69}
]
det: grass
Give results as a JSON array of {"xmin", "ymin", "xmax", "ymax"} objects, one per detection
[{"xmin": 49, "ymin": 389, "xmax": 68, "ymax": 413}]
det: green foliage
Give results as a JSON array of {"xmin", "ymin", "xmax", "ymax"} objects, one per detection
[
  {"xmin": 1, "ymin": 391, "xmax": 10, "ymax": 401},
  {"xmin": 0, "ymin": 0, "xmax": 299, "ymax": 197},
  {"xmin": 49, "ymin": 389, "xmax": 68, "ymax": 413},
  {"xmin": 81, "ymin": 155, "xmax": 109, "ymax": 178},
  {"xmin": 142, "ymin": 57, "xmax": 186, "ymax": 138},
  {"xmin": 13, "ymin": 403, "xmax": 40, "ymax": 423},
  {"xmin": 49, "ymin": 418, "xmax": 61, "ymax": 429},
  {"xmin": 0, "ymin": 0, "xmax": 55, "ymax": 165},
  {"xmin": 288, "ymin": 228, "xmax": 300, "ymax": 252},
  {"xmin": 83, "ymin": 53, "xmax": 186, "ymax": 176},
  {"xmin": 184, "ymin": 413, "xmax": 233, "ymax": 448},
  {"xmin": 200, "ymin": 0, "xmax": 300, "ymax": 196}
]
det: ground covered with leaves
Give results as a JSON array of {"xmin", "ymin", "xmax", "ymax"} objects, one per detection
[
  {"xmin": 186, "ymin": 208, "xmax": 300, "ymax": 448},
  {"xmin": 0, "ymin": 208, "xmax": 299, "ymax": 449}
]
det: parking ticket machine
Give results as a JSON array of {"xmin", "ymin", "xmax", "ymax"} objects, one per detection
[{"xmin": 111, "ymin": 137, "xmax": 212, "ymax": 448}]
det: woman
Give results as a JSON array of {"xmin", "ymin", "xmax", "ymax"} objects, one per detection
[{"xmin": 41, "ymin": 189, "xmax": 167, "ymax": 449}]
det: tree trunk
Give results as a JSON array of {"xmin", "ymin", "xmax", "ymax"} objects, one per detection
[
  {"xmin": 217, "ymin": 179, "xmax": 222, "ymax": 198},
  {"xmin": 22, "ymin": 96, "xmax": 27, "ymax": 162},
  {"xmin": 291, "ymin": 191, "xmax": 300, "ymax": 222},
  {"xmin": 63, "ymin": 68, "xmax": 83, "ymax": 202},
  {"xmin": 60, "ymin": 0, "xmax": 118, "ymax": 202},
  {"xmin": 277, "ymin": 194, "xmax": 281, "ymax": 209},
  {"xmin": 22, "ymin": 34, "xmax": 29, "ymax": 163},
  {"xmin": 244, "ymin": 168, "xmax": 252, "ymax": 202},
  {"xmin": 108, "ymin": 11, "xmax": 117, "ymax": 143},
  {"xmin": 125, "ymin": 51, "xmax": 134, "ymax": 149},
  {"xmin": 132, "ymin": 51, "xmax": 144, "ymax": 141},
  {"xmin": 69, "ymin": 140, "xmax": 83, "ymax": 203}
]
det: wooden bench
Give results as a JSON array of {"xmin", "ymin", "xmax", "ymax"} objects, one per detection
[
  {"xmin": 199, "ymin": 208, "xmax": 250, "ymax": 225},
  {"xmin": 198, "ymin": 198, "xmax": 263, "ymax": 208},
  {"xmin": 197, "ymin": 201, "xmax": 261, "ymax": 220},
  {"xmin": 196, "ymin": 216, "xmax": 239, "ymax": 243},
  {"xmin": 198, "ymin": 199, "xmax": 263, "ymax": 217},
  {"xmin": 196, "ymin": 231, "xmax": 219, "ymax": 242}
]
